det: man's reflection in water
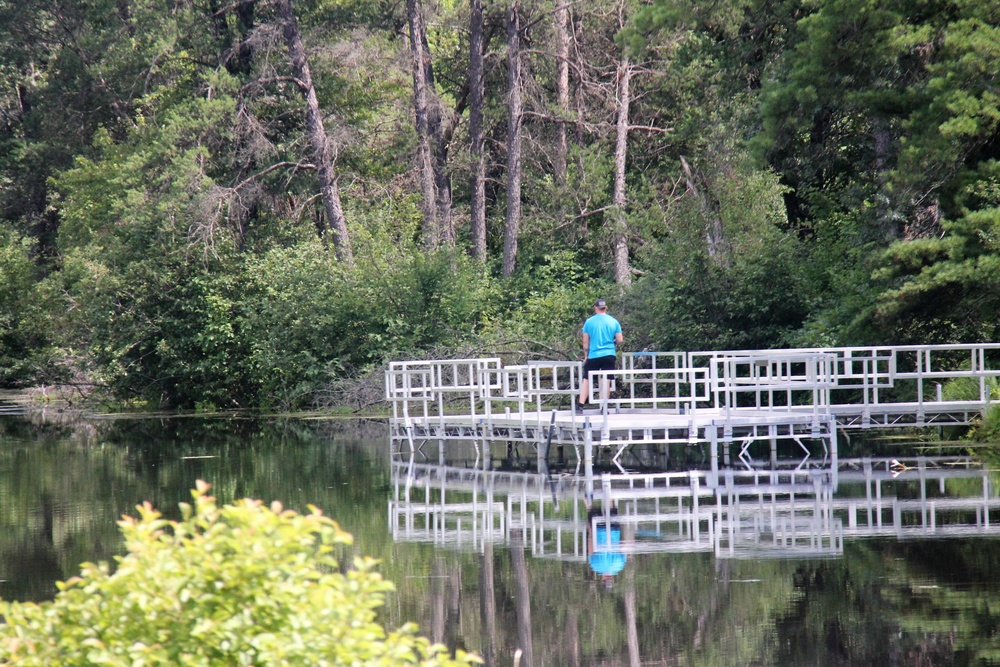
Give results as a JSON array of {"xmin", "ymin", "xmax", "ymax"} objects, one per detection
[{"xmin": 588, "ymin": 503, "xmax": 626, "ymax": 588}]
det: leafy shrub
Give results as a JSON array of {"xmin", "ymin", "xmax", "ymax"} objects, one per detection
[
  {"xmin": 243, "ymin": 244, "xmax": 496, "ymax": 408},
  {"xmin": 59, "ymin": 251, "xmax": 254, "ymax": 409},
  {"xmin": 490, "ymin": 250, "xmax": 613, "ymax": 354},
  {"xmin": 969, "ymin": 404, "xmax": 1000, "ymax": 443},
  {"xmin": 941, "ymin": 376, "xmax": 1000, "ymax": 403},
  {"xmin": 0, "ymin": 482, "xmax": 480, "ymax": 666}
]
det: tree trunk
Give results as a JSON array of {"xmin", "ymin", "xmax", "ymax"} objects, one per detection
[
  {"xmin": 275, "ymin": 0, "xmax": 352, "ymax": 262},
  {"xmin": 572, "ymin": 14, "xmax": 586, "ymax": 190},
  {"xmin": 510, "ymin": 532, "xmax": 534, "ymax": 667},
  {"xmin": 502, "ymin": 4, "xmax": 523, "ymax": 278},
  {"xmin": 469, "ymin": 0, "xmax": 487, "ymax": 261},
  {"xmin": 407, "ymin": 0, "xmax": 439, "ymax": 247},
  {"xmin": 680, "ymin": 155, "xmax": 728, "ymax": 266},
  {"xmin": 479, "ymin": 525, "xmax": 497, "ymax": 666},
  {"xmin": 554, "ymin": 1, "xmax": 570, "ymax": 186},
  {"xmin": 624, "ymin": 528, "xmax": 641, "ymax": 667},
  {"xmin": 433, "ymin": 134, "xmax": 454, "ymax": 246},
  {"xmin": 612, "ymin": 57, "xmax": 633, "ymax": 286},
  {"xmin": 419, "ymin": 11, "xmax": 456, "ymax": 247}
]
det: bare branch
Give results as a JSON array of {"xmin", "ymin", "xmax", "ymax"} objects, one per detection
[
  {"xmin": 628, "ymin": 124, "xmax": 672, "ymax": 134},
  {"xmin": 231, "ymin": 160, "xmax": 315, "ymax": 192},
  {"xmin": 521, "ymin": 0, "xmax": 587, "ymax": 34},
  {"xmin": 211, "ymin": 0, "xmax": 256, "ymax": 18},
  {"xmin": 241, "ymin": 76, "xmax": 309, "ymax": 93}
]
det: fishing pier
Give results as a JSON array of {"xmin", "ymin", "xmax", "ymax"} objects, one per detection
[
  {"xmin": 387, "ymin": 344, "xmax": 1000, "ymax": 477},
  {"xmin": 385, "ymin": 343, "xmax": 1000, "ymax": 561}
]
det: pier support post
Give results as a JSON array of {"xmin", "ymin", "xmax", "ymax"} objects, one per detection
[
  {"xmin": 585, "ymin": 426, "xmax": 594, "ymax": 499},
  {"xmin": 770, "ymin": 424, "xmax": 778, "ymax": 469},
  {"xmin": 829, "ymin": 418, "xmax": 839, "ymax": 491},
  {"xmin": 709, "ymin": 427, "xmax": 719, "ymax": 487}
]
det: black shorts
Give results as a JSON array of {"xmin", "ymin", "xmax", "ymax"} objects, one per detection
[{"xmin": 583, "ymin": 355, "xmax": 617, "ymax": 382}]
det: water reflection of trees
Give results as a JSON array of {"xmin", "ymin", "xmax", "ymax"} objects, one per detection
[
  {"xmin": 768, "ymin": 539, "xmax": 1000, "ymax": 666},
  {"xmin": 0, "ymin": 414, "xmax": 390, "ymax": 602},
  {"xmin": 0, "ymin": 421, "xmax": 134, "ymax": 600}
]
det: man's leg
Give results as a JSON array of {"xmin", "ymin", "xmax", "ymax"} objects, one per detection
[{"xmin": 600, "ymin": 359, "xmax": 616, "ymax": 402}]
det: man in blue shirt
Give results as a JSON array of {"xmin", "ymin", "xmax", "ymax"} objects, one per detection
[{"xmin": 578, "ymin": 298, "xmax": 623, "ymax": 411}]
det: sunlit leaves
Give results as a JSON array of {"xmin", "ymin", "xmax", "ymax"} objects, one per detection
[{"xmin": 0, "ymin": 483, "xmax": 480, "ymax": 666}]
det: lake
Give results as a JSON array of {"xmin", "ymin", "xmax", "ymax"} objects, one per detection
[{"xmin": 2, "ymin": 403, "xmax": 1000, "ymax": 666}]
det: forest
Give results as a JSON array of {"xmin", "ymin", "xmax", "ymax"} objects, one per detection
[{"xmin": 0, "ymin": 0, "xmax": 998, "ymax": 410}]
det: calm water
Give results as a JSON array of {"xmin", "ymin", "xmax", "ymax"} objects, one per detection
[{"xmin": 3, "ymin": 404, "xmax": 1000, "ymax": 666}]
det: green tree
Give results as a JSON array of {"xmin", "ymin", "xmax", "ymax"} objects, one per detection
[
  {"xmin": 751, "ymin": 0, "xmax": 1000, "ymax": 344},
  {"xmin": 627, "ymin": 151, "xmax": 807, "ymax": 352},
  {"xmin": 0, "ymin": 223, "xmax": 61, "ymax": 385},
  {"xmin": 855, "ymin": 1, "xmax": 1000, "ymax": 343}
]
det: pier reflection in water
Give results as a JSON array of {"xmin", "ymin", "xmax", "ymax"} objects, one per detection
[
  {"xmin": 390, "ymin": 450, "xmax": 1000, "ymax": 564},
  {"xmin": 389, "ymin": 436, "xmax": 1000, "ymax": 666}
]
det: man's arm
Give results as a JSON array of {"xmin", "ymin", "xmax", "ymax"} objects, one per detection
[
  {"xmin": 581, "ymin": 332, "xmax": 590, "ymax": 360},
  {"xmin": 614, "ymin": 331, "xmax": 623, "ymax": 347}
]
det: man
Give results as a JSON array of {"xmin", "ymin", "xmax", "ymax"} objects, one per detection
[{"xmin": 578, "ymin": 298, "xmax": 623, "ymax": 411}]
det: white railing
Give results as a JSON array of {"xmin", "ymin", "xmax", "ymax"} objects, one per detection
[
  {"xmin": 385, "ymin": 358, "xmax": 501, "ymax": 435},
  {"xmin": 688, "ymin": 344, "xmax": 1000, "ymax": 425},
  {"xmin": 385, "ymin": 344, "xmax": 1000, "ymax": 433},
  {"xmin": 584, "ymin": 366, "xmax": 711, "ymax": 412}
]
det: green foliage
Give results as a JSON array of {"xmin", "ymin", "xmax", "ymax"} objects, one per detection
[
  {"xmin": 0, "ymin": 224, "xmax": 62, "ymax": 385},
  {"xmin": 865, "ymin": 203, "xmax": 1000, "ymax": 343},
  {"xmin": 893, "ymin": 11, "xmax": 1000, "ymax": 211},
  {"xmin": 752, "ymin": 0, "xmax": 915, "ymax": 221},
  {"xmin": 243, "ymin": 243, "xmax": 495, "ymax": 408},
  {"xmin": 2, "ymin": 0, "xmax": 1000, "ymax": 407},
  {"xmin": 948, "ymin": 376, "xmax": 1000, "ymax": 442},
  {"xmin": 0, "ymin": 481, "xmax": 479, "ymax": 666},
  {"xmin": 628, "ymin": 156, "xmax": 807, "ymax": 351},
  {"xmin": 941, "ymin": 375, "xmax": 1000, "ymax": 403},
  {"xmin": 488, "ymin": 249, "xmax": 614, "ymax": 351},
  {"xmin": 56, "ymin": 250, "xmax": 252, "ymax": 409}
]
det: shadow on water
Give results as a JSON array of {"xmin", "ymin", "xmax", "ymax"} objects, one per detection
[{"xmin": 6, "ymin": 403, "xmax": 1000, "ymax": 665}]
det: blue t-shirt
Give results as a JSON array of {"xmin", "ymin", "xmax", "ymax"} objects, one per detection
[
  {"xmin": 583, "ymin": 313, "xmax": 622, "ymax": 359},
  {"xmin": 589, "ymin": 526, "xmax": 626, "ymax": 576}
]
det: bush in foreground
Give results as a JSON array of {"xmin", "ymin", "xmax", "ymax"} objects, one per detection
[{"xmin": 0, "ymin": 481, "xmax": 480, "ymax": 666}]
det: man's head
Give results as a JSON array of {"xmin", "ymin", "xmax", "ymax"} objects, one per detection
[{"xmin": 594, "ymin": 298, "xmax": 607, "ymax": 312}]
